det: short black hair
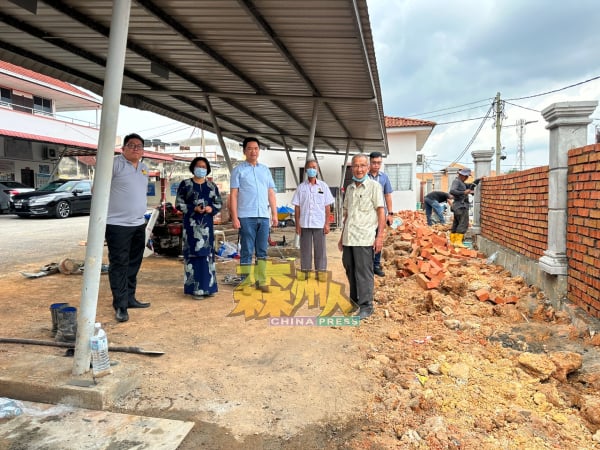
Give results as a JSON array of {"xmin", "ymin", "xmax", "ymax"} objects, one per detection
[
  {"xmin": 189, "ymin": 156, "xmax": 212, "ymax": 176},
  {"xmin": 123, "ymin": 133, "xmax": 144, "ymax": 147},
  {"xmin": 242, "ymin": 137, "xmax": 260, "ymax": 150},
  {"xmin": 369, "ymin": 151, "xmax": 383, "ymax": 159}
]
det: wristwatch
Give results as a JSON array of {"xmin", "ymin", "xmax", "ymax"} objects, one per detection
[{"xmin": 387, "ymin": 212, "xmax": 394, "ymax": 215}]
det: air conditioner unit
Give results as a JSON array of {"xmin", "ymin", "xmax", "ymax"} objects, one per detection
[{"xmin": 43, "ymin": 147, "xmax": 58, "ymax": 159}]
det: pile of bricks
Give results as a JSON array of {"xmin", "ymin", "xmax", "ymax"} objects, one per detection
[{"xmin": 386, "ymin": 211, "xmax": 481, "ymax": 290}]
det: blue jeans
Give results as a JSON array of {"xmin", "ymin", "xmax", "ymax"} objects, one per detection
[
  {"xmin": 424, "ymin": 197, "xmax": 445, "ymax": 225},
  {"xmin": 239, "ymin": 217, "xmax": 270, "ymax": 286},
  {"xmin": 238, "ymin": 216, "xmax": 270, "ymax": 264}
]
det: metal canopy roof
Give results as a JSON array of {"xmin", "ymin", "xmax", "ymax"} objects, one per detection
[{"xmin": 0, "ymin": 0, "xmax": 388, "ymax": 156}]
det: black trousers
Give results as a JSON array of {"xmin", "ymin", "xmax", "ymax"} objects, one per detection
[
  {"xmin": 105, "ymin": 223, "xmax": 146, "ymax": 310},
  {"xmin": 451, "ymin": 206, "xmax": 470, "ymax": 234}
]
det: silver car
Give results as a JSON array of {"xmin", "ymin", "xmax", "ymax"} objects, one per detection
[{"xmin": 0, "ymin": 181, "xmax": 35, "ymax": 214}]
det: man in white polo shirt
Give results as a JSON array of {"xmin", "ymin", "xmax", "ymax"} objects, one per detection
[{"xmin": 106, "ymin": 133, "xmax": 151, "ymax": 323}]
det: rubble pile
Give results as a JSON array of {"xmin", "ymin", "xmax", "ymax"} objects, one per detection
[{"xmin": 347, "ymin": 210, "xmax": 600, "ymax": 449}]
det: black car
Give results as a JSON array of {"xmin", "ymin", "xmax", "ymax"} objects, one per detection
[
  {"xmin": 10, "ymin": 179, "xmax": 92, "ymax": 219},
  {"xmin": 0, "ymin": 181, "xmax": 35, "ymax": 213}
]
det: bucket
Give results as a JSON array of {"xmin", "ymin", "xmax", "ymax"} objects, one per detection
[{"xmin": 49, "ymin": 302, "xmax": 69, "ymax": 336}]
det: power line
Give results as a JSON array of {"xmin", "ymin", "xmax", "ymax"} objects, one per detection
[
  {"xmin": 506, "ymin": 75, "xmax": 600, "ymax": 101},
  {"xmin": 504, "ymin": 100, "xmax": 540, "ymax": 113},
  {"xmin": 420, "ymin": 104, "xmax": 491, "ymax": 120},
  {"xmin": 432, "ymin": 116, "xmax": 488, "ymax": 126},
  {"xmin": 449, "ymin": 102, "xmax": 495, "ymax": 165},
  {"xmin": 407, "ymin": 98, "xmax": 492, "ymax": 118}
]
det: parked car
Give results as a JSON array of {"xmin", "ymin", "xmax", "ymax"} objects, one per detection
[
  {"xmin": 10, "ymin": 179, "xmax": 92, "ymax": 218},
  {"xmin": 0, "ymin": 181, "xmax": 35, "ymax": 214}
]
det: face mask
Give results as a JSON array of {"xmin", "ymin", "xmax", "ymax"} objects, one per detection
[
  {"xmin": 306, "ymin": 168, "xmax": 318, "ymax": 178},
  {"xmin": 194, "ymin": 167, "xmax": 207, "ymax": 178},
  {"xmin": 352, "ymin": 174, "xmax": 368, "ymax": 183}
]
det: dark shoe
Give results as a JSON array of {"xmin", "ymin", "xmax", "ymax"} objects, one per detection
[
  {"xmin": 374, "ymin": 266, "xmax": 385, "ymax": 277},
  {"xmin": 358, "ymin": 307, "xmax": 373, "ymax": 320},
  {"xmin": 256, "ymin": 284, "xmax": 270, "ymax": 293},
  {"xmin": 128, "ymin": 299, "xmax": 150, "ymax": 308},
  {"xmin": 115, "ymin": 308, "xmax": 129, "ymax": 322}
]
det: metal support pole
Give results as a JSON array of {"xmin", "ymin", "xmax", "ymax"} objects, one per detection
[
  {"xmin": 304, "ymin": 99, "xmax": 319, "ymax": 163},
  {"xmin": 73, "ymin": 0, "xmax": 132, "ymax": 375},
  {"xmin": 203, "ymin": 94, "xmax": 233, "ymax": 173},
  {"xmin": 282, "ymin": 136, "xmax": 299, "ymax": 185}
]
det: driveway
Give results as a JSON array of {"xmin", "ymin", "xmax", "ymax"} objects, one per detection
[{"xmin": 0, "ymin": 214, "xmax": 90, "ymax": 274}]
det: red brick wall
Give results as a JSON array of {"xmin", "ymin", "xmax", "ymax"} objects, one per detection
[
  {"xmin": 479, "ymin": 167, "xmax": 549, "ymax": 260},
  {"xmin": 567, "ymin": 144, "xmax": 600, "ymax": 317}
]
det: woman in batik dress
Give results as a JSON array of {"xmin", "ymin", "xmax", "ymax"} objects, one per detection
[{"xmin": 176, "ymin": 156, "xmax": 222, "ymax": 300}]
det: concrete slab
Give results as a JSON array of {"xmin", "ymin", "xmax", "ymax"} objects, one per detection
[
  {"xmin": 0, "ymin": 351, "xmax": 140, "ymax": 410},
  {"xmin": 0, "ymin": 400, "xmax": 194, "ymax": 449}
]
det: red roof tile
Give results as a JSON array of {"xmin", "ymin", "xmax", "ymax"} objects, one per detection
[
  {"xmin": 385, "ymin": 116, "xmax": 436, "ymax": 128},
  {"xmin": 0, "ymin": 60, "xmax": 97, "ymax": 100}
]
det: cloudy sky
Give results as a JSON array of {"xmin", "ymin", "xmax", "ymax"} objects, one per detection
[
  {"xmin": 108, "ymin": 0, "xmax": 600, "ymax": 173},
  {"xmin": 368, "ymin": 0, "xmax": 600, "ymax": 172}
]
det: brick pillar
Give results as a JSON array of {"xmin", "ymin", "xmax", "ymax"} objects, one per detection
[
  {"xmin": 470, "ymin": 149, "xmax": 494, "ymax": 235},
  {"xmin": 539, "ymin": 101, "xmax": 598, "ymax": 275}
]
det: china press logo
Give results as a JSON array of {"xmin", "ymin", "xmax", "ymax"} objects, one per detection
[{"xmin": 227, "ymin": 260, "xmax": 358, "ymax": 325}]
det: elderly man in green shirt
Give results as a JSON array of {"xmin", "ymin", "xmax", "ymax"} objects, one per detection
[{"xmin": 337, "ymin": 153, "xmax": 386, "ymax": 320}]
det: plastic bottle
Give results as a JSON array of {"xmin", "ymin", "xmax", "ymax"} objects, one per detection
[
  {"xmin": 90, "ymin": 323, "xmax": 112, "ymax": 377},
  {"xmin": 0, "ymin": 397, "xmax": 23, "ymax": 419},
  {"xmin": 486, "ymin": 251, "xmax": 499, "ymax": 265}
]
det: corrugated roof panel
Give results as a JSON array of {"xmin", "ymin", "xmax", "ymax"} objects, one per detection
[{"xmin": 0, "ymin": 0, "xmax": 387, "ymax": 155}]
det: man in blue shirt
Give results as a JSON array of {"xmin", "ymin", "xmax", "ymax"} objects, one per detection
[
  {"xmin": 368, "ymin": 152, "xmax": 394, "ymax": 277},
  {"xmin": 230, "ymin": 137, "xmax": 278, "ymax": 292}
]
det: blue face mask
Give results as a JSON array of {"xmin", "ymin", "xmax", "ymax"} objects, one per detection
[
  {"xmin": 306, "ymin": 168, "xmax": 318, "ymax": 178},
  {"xmin": 352, "ymin": 174, "xmax": 368, "ymax": 183},
  {"xmin": 194, "ymin": 167, "xmax": 208, "ymax": 178}
]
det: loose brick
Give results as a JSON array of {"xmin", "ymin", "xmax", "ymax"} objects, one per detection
[{"xmin": 475, "ymin": 288, "xmax": 490, "ymax": 302}]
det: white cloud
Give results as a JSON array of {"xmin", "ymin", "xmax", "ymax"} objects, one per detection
[{"xmin": 369, "ymin": 0, "xmax": 600, "ymax": 171}]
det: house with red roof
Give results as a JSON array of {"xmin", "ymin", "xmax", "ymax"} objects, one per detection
[
  {"xmin": 258, "ymin": 115, "xmax": 436, "ymax": 215},
  {"xmin": 0, "ymin": 60, "xmax": 102, "ymax": 187},
  {"xmin": 0, "ymin": 61, "xmax": 200, "ymax": 208}
]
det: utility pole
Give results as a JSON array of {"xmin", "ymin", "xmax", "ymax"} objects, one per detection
[
  {"xmin": 516, "ymin": 119, "xmax": 526, "ymax": 172},
  {"xmin": 494, "ymin": 92, "xmax": 503, "ymax": 175},
  {"xmin": 515, "ymin": 119, "xmax": 538, "ymax": 171}
]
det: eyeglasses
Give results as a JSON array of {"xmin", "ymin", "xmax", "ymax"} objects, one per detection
[
  {"xmin": 126, "ymin": 143, "xmax": 143, "ymax": 150},
  {"xmin": 352, "ymin": 164, "xmax": 368, "ymax": 169}
]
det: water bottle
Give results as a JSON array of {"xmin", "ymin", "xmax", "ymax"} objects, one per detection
[
  {"xmin": 90, "ymin": 323, "xmax": 112, "ymax": 377},
  {"xmin": 486, "ymin": 251, "xmax": 499, "ymax": 265}
]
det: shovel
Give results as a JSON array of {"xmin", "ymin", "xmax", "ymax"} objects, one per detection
[{"xmin": 0, "ymin": 337, "xmax": 164, "ymax": 356}]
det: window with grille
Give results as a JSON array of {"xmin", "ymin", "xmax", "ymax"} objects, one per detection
[
  {"xmin": 33, "ymin": 96, "xmax": 53, "ymax": 115},
  {"xmin": 0, "ymin": 88, "xmax": 11, "ymax": 107},
  {"xmin": 269, "ymin": 167, "xmax": 285, "ymax": 193},
  {"xmin": 385, "ymin": 163, "xmax": 413, "ymax": 191}
]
